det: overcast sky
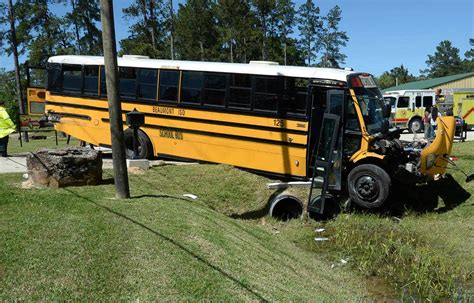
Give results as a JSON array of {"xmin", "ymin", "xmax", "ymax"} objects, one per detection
[{"xmin": 1, "ymin": 0, "xmax": 473, "ymax": 76}]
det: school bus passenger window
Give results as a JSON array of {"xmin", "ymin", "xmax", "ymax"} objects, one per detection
[
  {"xmin": 84, "ymin": 66, "xmax": 99, "ymax": 95},
  {"xmin": 254, "ymin": 76, "xmax": 282, "ymax": 112},
  {"xmin": 48, "ymin": 63, "xmax": 62, "ymax": 93},
  {"xmin": 63, "ymin": 65, "xmax": 82, "ymax": 93},
  {"xmin": 119, "ymin": 67, "xmax": 137, "ymax": 98},
  {"xmin": 159, "ymin": 70, "xmax": 179, "ymax": 102},
  {"xmin": 228, "ymin": 74, "xmax": 251, "ymax": 109},
  {"xmin": 100, "ymin": 68, "xmax": 107, "ymax": 96},
  {"xmin": 138, "ymin": 69, "xmax": 157, "ymax": 100},
  {"xmin": 203, "ymin": 73, "xmax": 227, "ymax": 107},
  {"xmin": 280, "ymin": 77, "xmax": 307, "ymax": 116},
  {"xmin": 181, "ymin": 71, "xmax": 203, "ymax": 104}
]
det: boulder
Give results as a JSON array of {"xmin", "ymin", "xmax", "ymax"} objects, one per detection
[{"xmin": 26, "ymin": 147, "xmax": 102, "ymax": 188}]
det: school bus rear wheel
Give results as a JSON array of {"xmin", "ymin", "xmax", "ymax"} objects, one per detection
[
  {"xmin": 124, "ymin": 128, "xmax": 154, "ymax": 160},
  {"xmin": 348, "ymin": 164, "xmax": 391, "ymax": 209}
]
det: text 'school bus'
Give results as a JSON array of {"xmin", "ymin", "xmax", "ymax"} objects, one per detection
[
  {"xmin": 383, "ymin": 90, "xmax": 436, "ymax": 133},
  {"xmin": 29, "ymin": 55, "xmax": 455, "ymax": 211}
]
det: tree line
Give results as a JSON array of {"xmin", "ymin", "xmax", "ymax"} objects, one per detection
[
  {"xmin": 378, "ymin": 39, "xmax": 474, "ymax": 89},
  {"xmin": 0, "ymin": 0, "xmax": 349, "ymax": 68}
]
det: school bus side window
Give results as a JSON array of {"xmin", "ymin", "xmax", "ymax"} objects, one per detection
[
  {"xmin": 280, "ymin": 77, "xmax": 308, "ymax": 116},
  {"xmin": 203, "ymin": 73, "xmax": 227, "ymax": 107},
  {"xmin": 159, "ymin": 70, "xmax": 179, "ymax": 102},
  {"xmin": 84, "ymin": 66, "xmax": 99, "ymax": 96},
  {"xmin": 48, "ymin": 63, "xmax": 62, "ymax": 93},
  {"xmin": 398, "ymin": 96, "xmax": 409, "ymax": 108},
  {"xmin": 181, "ymin": 71, "xmax": 203, "ymax": 104},
  {"xmin": 254, "ymin": 76, "xmax": 282, "ymax": 112},
  {"xmin": 119, "ymin": 67, "xmax": 137, "ymax": 99},
  {"xmin": 63, "ymin": 64, "xmax": 82, "ymax": 93},
  {"xmin": 138, "ymin": 69, "xmax": 157, "ymax": 100},
  {"xmin": 228, "ymin": 74, "xmax": 252, "ymax": 109}
]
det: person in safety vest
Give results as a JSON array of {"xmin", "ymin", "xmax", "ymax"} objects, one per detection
[{"xmin": 0, "ymin": 100, "xmax": 16, "ymax": 157}]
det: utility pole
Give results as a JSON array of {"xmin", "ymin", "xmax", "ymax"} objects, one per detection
[{"xmin": 100, "ymin": 0, "xmax": 130, "ymax": 199}]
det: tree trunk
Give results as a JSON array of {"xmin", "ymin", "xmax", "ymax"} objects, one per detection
[
  {"xmin": 8, "ymin": 0, "xmax": 24, "ymax": 117},
  {"xmin": 149, "ymin": 0, "xmax": 157, "ymax": 50},
  {"xmin": 70, "ymin": 0, "xmax": 82, "ymax": 54},
  {"xmin": 230, "ymin": 40, "xmax": 234, "ymax": 63},
  {"xmin": 283, "ymin": 39, "xmax": 287, "ymax": 65},
  {"xmin": 199, "ymin": 41, "xmax": 204, "ymax": 61},
  {"xmin": 169, "ymin": 0, "xmax": 175, "ymax": 60},
  {"xmin": 100, "ymin": 0, "xmax": 130, "ymax": 199}
]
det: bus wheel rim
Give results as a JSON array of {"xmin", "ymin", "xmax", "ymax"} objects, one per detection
[{"xmin": 355, "ymin": 175, "xmax": 379, "ymax": 201}]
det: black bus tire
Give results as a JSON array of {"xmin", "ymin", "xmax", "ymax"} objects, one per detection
[
  {"xmin": 124, "ymin": 128, "xmax": 154, "ymax": 159},
  {"xmin": 347, "ymin": 164, "xmax": 391, "ymax": 209}
]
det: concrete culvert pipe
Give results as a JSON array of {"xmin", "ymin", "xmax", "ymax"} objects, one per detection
[{"xmin": 269, "ymin": 194, "xmax": 303, "ymax": 221}]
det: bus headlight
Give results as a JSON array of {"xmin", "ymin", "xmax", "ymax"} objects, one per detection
[{"xmin": 426, "ymin": 154, "xmax": 436, "ymax": 170}]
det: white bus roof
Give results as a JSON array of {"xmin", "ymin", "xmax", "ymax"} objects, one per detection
[{"xmin": 48, "ymin": 55, "xmax": 358, "ymax": 82}]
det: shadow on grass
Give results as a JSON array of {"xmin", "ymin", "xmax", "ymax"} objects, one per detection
[
  {"xmin": 349, "ymin": 174, "xmax": 471, "ymax": 217},
  {"xmin": 63, "ymin": 188, "xmax": 268, "ymax": 302},
  {"xmin": 229, "ymin": 189, "xmax": 285, "ymax": 220},
  {"xmin": 435, "ymin": 174, "xmax": 472, "ymax": 213},
  {"xmin": 132, "ymin": 194, "xmax": 190, "ymax": 202}
]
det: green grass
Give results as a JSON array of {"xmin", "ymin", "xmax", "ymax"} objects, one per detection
[
  {"xmin": 0, "ymin": 166, "xmax": 369, "ymax": 301},
  {"xmin": 7, "ymin": 132, "xmax": 80, "ymax": 155},
  {"xmin": 1, "ymin": 138, "xmax": 473, "ymax": 301},
  {"xmin": 281, "ymin": 140, "xmax": 474, "ymax": 301}
]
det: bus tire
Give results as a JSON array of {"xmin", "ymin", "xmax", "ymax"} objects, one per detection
[
  {"xmin": 124, "ymin": 128, "xmax": 154, "ymax": 159},
  {"xmin": 347, "ymin": 164, "xmax": 391, "ymax": 209},
  {"xmin": 408, "ymin": 117, "xmax": 423, "ymax": 133}
]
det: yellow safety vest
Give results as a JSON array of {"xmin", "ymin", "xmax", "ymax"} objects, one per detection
[{"xmin": 0, "ymin": 106, "xmax": 16, "ymax": 138}]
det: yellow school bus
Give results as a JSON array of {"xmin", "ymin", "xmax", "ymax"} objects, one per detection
[{"xmin": 33, "ymin": 55, "xmax": 455, "ymax": 212}]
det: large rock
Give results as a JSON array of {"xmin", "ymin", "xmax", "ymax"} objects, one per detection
[{"xmin": 26, "ymin": 147, "xmax": 102, "ymax": 188}]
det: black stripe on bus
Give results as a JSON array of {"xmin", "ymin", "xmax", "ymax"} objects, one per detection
[
  {"xmin": 52, "ymin": 112, "xmax": 92, "ymax": 120},
  {"xmin": 48, "ymin": 91, "xmax": 309, "ymax": 121},
  {"xmin": 46, "ymin": 101, "xmax": 308, "ymax": 135},
  {"xmin": 101, "ymin": 118, "xmax": 307, "ymax": 149}
]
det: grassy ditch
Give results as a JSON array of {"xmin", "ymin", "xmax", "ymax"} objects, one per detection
[
  {"xmin": 281, "ymin": 140, "xmax": 474, "ymax": 300},
  {"xmin": 1, "ymin": 137, "xmax": 473, "ymax": 300},
  {"xmin": 0, "ymin": 167, "xmax": 368, "ymax": 301}
]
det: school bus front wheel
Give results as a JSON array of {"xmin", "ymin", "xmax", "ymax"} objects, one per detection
[{"xmin": 347, "ymin": 164, "xmax": 391, "ymax": 209}]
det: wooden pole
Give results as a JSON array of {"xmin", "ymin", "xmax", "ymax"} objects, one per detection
[{"xmin": 100, "ymin": 0, "xmax": 130, "ymax": 199}]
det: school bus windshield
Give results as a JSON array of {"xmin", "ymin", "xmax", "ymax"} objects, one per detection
[{"xmin": 354, "ymin": 87, "xmax": 387, "ymax": 135}]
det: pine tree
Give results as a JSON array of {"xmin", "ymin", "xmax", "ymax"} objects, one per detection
[
  {"xmin": 462, "ymin": 38, "xmax": 474, "ymax": 72},
  {"xmin": 319, "ymin": 5, "xmax": 348, "ymax": 68},
  {"xmin": 296, "ymin": 0, "xmax": 320, "ymax": 66},
  {"xmin": 377, "ymin": 65, "xmax": 417, "ymax": 89},
  {"xmin": 275, "ymin": 0, "xmax": 295, "ymax": 65},
  {"xmin": 66, "ymin": 0, "xmax": 102, "ymax": 55},
  {"xmin": 175, "ymin": 0, "xmax": 219, "ymax": 61},
  {"xmin": 251, "ymin": 0, "xmax": 278, "ymax": 61},
  {"xmin": 120, "ymin": 0, "xmax": 169, "ymax": 58},
  {"xmin": 215, "ymin": 0, "xmax": 255, "ymax": 63},
  {"xmin": 17, "ymin": 0, "xmax": 74, "ymax": 66},
  {"xmin": 421, "ymin": 40, "xmax": 464, "ymax": 78}
]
